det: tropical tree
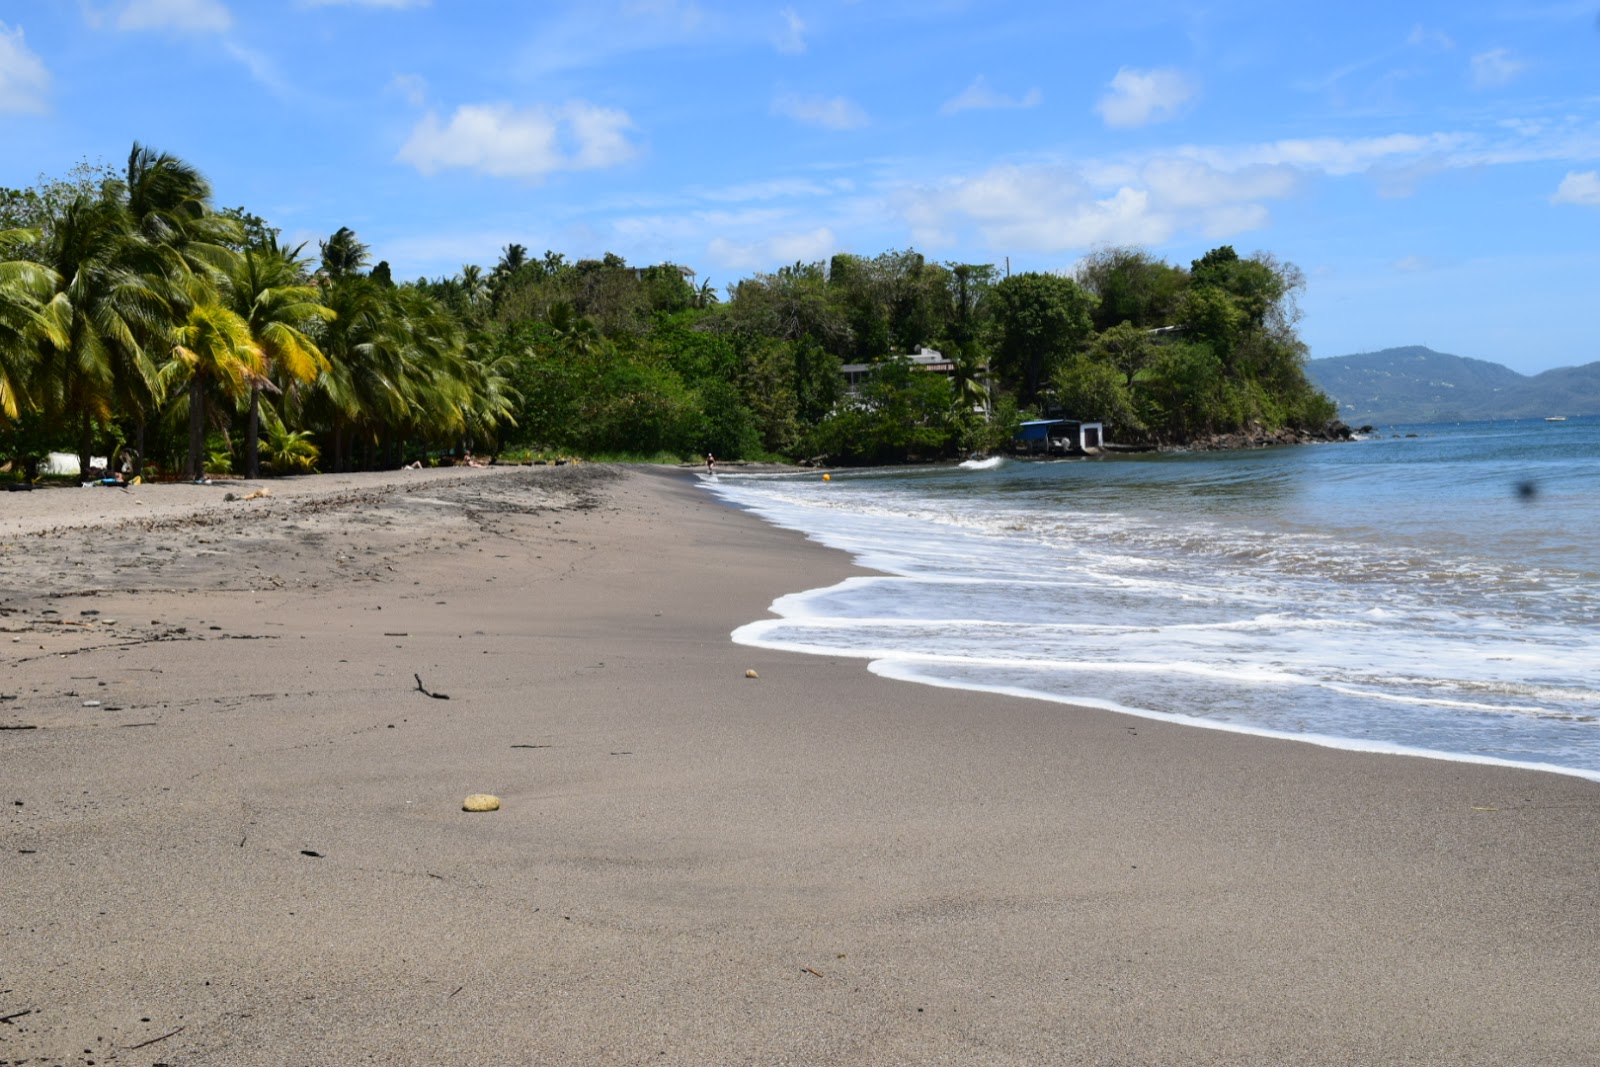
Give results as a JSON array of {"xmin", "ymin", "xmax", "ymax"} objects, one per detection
[
  {"xmin": 0, "ymin": 228, "xmax": 63, "ymax": 422},
  {"xmin": 31, "ymin": 194, "xmax": 169, "ymax": 476},
  {"xmin": 161, "ymin": 301, "xmax": 265, "ymax": 479},
  {"xmin": 459, "ymin": 264, "xmax": 488, "ymax": 308},
  {"xmin": 318, "ymin": 226, "xmax": 370, "ymax": 280},
  {"xmin": 497, "ymin": 243, "xmax": 528, "ymax": 275},
  {"xmin": 224, "ymin": 239, "xmax": 332, "ymax": 476},
  {"xmin": 987, "ymin": 272, "xmax": 1097, "ymax": 405}
]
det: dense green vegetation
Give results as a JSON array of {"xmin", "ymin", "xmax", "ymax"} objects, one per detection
[{"xmin": 0, "ymin": 146, "xmax": 1335, "ymax": 477}]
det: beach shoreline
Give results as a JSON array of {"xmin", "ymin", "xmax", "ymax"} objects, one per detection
[{"xmin": 3, "ymin": 465, "xmax": 1597, "ymax": 1065}]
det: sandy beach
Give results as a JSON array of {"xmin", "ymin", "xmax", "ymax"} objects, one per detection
[{"xmin": 2, "ymin": 465, "xmax": 1597, "ymax": 1066}]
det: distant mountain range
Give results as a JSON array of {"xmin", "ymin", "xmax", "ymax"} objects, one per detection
[{"xmin": 1304, "ymin": 346, "xmax": 1600, "ymax": 425}]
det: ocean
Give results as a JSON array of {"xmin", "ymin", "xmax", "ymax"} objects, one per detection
[{"xmin": 705, "ymin": 418, "xmax": 1600, "ymax": 782}]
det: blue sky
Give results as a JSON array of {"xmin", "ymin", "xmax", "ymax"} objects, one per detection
[{"xmin": 2, "ymin": 1, "xmax": 1598, "ymax": 373}]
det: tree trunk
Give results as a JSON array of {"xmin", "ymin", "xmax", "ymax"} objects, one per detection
[
  {"xmin": 246, "ymin": 386, "xmax": 261, "ymax": 479},
  {"xmin": 187, "ymin": 377, "xmax": 206, "ymax": 481},
  {"xmin": 333, "ymin": 423, "xmax": 345, "ymax": 473},
  {"xmin": 133, "ymin": 421, "xmax": 146, "ymax": 479},
  {"xmin": 77, "ymin": 410, "xmax": 93, "ymax": 481}
]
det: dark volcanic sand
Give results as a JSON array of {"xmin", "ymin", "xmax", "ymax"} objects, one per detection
[{"xmin": 2, "ymin": 465, "xmax": 1598, "ymax": 1066}]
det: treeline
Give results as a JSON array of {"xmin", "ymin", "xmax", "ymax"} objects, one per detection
[{"xmin": 1, "ymin": 145, "xmax": 1335, "ymax": 477}]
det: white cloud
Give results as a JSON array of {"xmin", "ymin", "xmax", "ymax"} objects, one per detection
[
  {"xmin": 623, "ymin": 0, "xmax": 705, "ymax": 28},
  {"xmin": 940, "ymin": 75, "xmax": 1042, "ymax": 116},
  {"xmin": 1179, "ymin": 132, "xmax": 1470, "ymax": 177},
  {"xmin": 518, "ymin": 3, "xmax": 710, "ymax": 76},
  {"xmin": 397, "ymin": 101, "xmax": 639, "ymax": 179},
  {"xmin": 1551, "ymin": 170, "xmax": 1600, "ymax": 205},
  {"xmin": 299, "ymin": 0, "xmax": 429, "ymax": 7},
  {"xmin": 698, "ymin": 177, "xmax": 843, "ymax": 202},
  {"xmin": 774, "ymin": 6, "xmax": 806, "ymax": 54},
  {"xmin": 1470, "ymin": 48, "xmax": 1524, "ymax": 88},
  {"xmin": 708, "ymin": 227, "xmax": 837, "ymax": 270},
  {"xmin": 1406, "ymin": 24, "xmax": 1454, "ymax": 50},
  {"xmin": 1392, "ymin": 255, "xmax": 1432, "ymax": 272},
  {"xmin": 389, "ymin": 73, "xmax": 428, "ymax": 107},
  {"xmin": 898, "ymin": 156, "xmax": 1298, "ymax": 254},
  {"xmin": 0, "ymin": 21, "xmax": 50, "ymax": 114},
  {"xmin": 219, "ymin": 40, "xmax": 298, "ymax": 95},
  {"xmin": 772, "ymin": 92, "xmax": 868, "ymax": 130},
  {"xmin": 116, "ymin": 0, "xmax": 232, "ymax": 32},
  {"xmin": 1095, "ymin": 67, "xmax": 1196, "ymax": 129}
]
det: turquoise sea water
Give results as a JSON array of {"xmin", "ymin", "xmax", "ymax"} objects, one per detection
[{"xmin": 706, "ymin": 418, "xmax": 1600, "ymax": 781}]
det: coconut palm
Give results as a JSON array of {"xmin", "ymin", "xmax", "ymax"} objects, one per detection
[
  {"xmin": 161, "ymin": 302, "xmax": 265, "ymax": 479},
  {"xmin": 113, "ymin": 144, "xmax": 241, "ymax": 473},
  {"xmin": 0, "ymin": 228, "xmax": 66, "ymax": 423},
  {"xmin": 31, "ymin": 196, "xmax": 169, "ymax": 476},
  {"xmin": 305, "ymin": 276, "xmax": 407, "ymax": 470},
  {"xmin": 121, "ymin": 144, "xmax": 238, "ymax": 264},
  {"xmin": 459, "ymin": 264, "xmax": 488, "ymax": 307},
  {"xmin": 497, "ymin": 243, "xmax": 528, "ymax": 275},
  {"xmin": 318, "ymin": 227, "xmax": 369, "ymax": 281},
  {"xmin": 225, "ymin": 239, "xmax": 333, "ymax": 476}
]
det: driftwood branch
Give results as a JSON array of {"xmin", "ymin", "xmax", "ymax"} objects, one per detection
[{"xmin": 413, "ymin": 673, "xmax": 450, "ymax": 700}]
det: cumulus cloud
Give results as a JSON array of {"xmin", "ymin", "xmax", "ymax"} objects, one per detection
[
  {"xmin": 1470, "ymin": 48, "xmax": 1524, "ymax": 88},
  {"xmin": 898, "ymin": 156, "xmax": 1299, "ymax": 254},
  {"xmin": 940, "ymin": 75, "xmax": 1042, "ymax": 116},
  {"xmin": 774, "ymin": 6, "xmax": 806, "ymax": 54},
  {"xmin": 708, "ymin": 227, "xmax": 837, "ymax": 270},
  {"xmin": 1552, "ymin": 170, "xmax": 1600, "ymax": 205},
  {"xmin": 1095, "ymin": 67, "xmax": 1196, "ymax": 129},
  {"xmin": 116, "ymin": 0, "xmax": 232, "ymax": 32},
  {"xmin": 772, "ymin": 92, "xmax": 868, "ymax": 129},
  {"xmin": 0, "ymin": 21, "xmax": 50, "ymax": 114},
  {"xmin": 397, "ymin": 101, "xmax": 639, "ymax": 179}
]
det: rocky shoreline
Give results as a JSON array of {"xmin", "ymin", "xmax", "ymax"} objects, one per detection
[{"xmin": 1169, "ymin": 418, "xmax": 1370, "ymax": 452}]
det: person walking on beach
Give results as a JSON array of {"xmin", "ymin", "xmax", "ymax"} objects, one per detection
[{"xmin": 705, "ymin": 453, "xmax": 716, "ymax": 475}]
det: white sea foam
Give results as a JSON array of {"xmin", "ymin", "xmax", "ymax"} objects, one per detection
[{"xmin": 710, "ymin": 425, "xmax": 1600, "ymax": 778}]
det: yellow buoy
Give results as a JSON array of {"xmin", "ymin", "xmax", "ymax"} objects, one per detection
[
  {"xmin": 462, "ymin": 794, "xmax": 501, "ymax": 812},
  {"xmin": 822, "ymin": 473, "xmax": 831, "ymax": 482}
]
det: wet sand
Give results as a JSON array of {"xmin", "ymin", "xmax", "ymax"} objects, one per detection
[{"xmin": 2, "ymin": 465, "xmax": 1598, "ymax": 1066}]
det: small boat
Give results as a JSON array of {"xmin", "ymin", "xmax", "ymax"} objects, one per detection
[{"xmin": 1545, "ymin": 416, "xmax": 1568, "ymax": 422}]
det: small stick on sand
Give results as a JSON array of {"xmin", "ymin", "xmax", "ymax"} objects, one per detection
[
  {"xmin": 413, "ymin": 673, "xmax": 450, "ymax": 700},
  {"xmin": 125, "ymin": 1025, "xmax": 185, "ymax": 1050}
]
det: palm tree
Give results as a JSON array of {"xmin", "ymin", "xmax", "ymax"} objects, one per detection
[
  {"xmin": 121, "ymin": 143, "xmax": 237, "ymax": 267},
  {"xmin": 318, "ymin": 227, "xmax": 370, "ymax": 281},
  {"xmin": 459, "ymin": 264, "xmax": 488, "ymax": 307},
  {"xmin": 305, "ymin": 276, "xmax": 405, "ymax": 471},
  {"xmin": 459, "ymin": 344, "xmax": 519, "ymax": 457},
  {"xmin": 0, "ymin": 228, "xmax": 66, "ymax": 424},
  {"xmin": 161, "ymin": 302, "xmax": 265, "ymax": 479},
  {"xmin": 116, "ymin": 143, "xmax": 240, "ymax": 473},
  {"xmin": 225, "ymin": 239, "xmax": 332, "ymax": 476},
  {"xmin": 31, "ymin": 196, "xmax": 168, "ymax": 477},
  {"xmin": 497, "ymin": 243, "xmax": 528, "ymax": 275}
]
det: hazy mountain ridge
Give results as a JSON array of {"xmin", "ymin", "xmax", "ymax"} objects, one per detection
[{"xmin": 1305, "ymin": 346, "xmax": 1600, "ymax": 424}]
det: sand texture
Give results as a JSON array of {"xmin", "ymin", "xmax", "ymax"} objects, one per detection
[{"xmin": 2, "ymin": 465, "xmax": 1598, "ymax": 1066}]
